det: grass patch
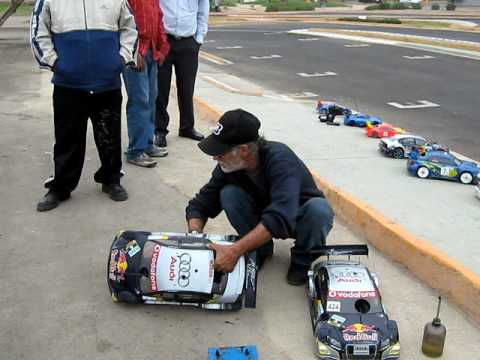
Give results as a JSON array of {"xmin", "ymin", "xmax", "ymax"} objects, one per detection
[
  {"xmin": 324, "ymin": 2, "xmax": 351, "ymax": 7},
  {"xmin": 0, "ymin": 3, "xmax": 34, "ymax": 17},
  {"xmin": 265, "ymin": 0, "xmax": 316, "ymax": 12},
  {"xmin": 338, "ymin": 17, "xmax": 402, "ymax": 24}
]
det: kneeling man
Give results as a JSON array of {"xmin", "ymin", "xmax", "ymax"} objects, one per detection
[{"xmin": 186, "ymin": 109, "xmax": 334, "ymax": 285}]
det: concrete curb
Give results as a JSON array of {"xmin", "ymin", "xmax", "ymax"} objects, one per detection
[{"xmin": 193, "ymin": 94, "xmax": 480, "ymax": 324}]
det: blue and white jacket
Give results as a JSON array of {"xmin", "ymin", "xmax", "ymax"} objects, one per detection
[{"xmin": 30, "ymin": 0, "xmax": 138, "ymax": 93}]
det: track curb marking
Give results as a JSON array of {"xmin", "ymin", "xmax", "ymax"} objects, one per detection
[{"xmin": 193, "ymin": 94, "xmax": 480, "ymax": 324}]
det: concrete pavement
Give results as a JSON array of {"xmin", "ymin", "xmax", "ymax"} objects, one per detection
[
  {"xmin": 1, "ymin": 42, "xmax": 480, "ymax": 360},
  {"xmin": 1, "ymin": 19, "xmax": 480, "ymax": 360}
]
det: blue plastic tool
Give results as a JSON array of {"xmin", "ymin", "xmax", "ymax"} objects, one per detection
[{"xmin": 208, "ymin": 345, "xmax": 259, "ymax": 360}]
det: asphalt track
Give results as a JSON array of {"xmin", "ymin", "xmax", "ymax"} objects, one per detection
[
  {"xmin": 204, "ymin": 22, "xmax": 480, "ymax": 160},
  {"xmin": 210, "ymin": 21, "xmax": 480, "ymax": 42}
]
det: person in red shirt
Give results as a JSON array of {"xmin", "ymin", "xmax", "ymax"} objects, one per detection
[{"xmin": 123, "ymin": 0, "xmax": 170, "ymax": 168}]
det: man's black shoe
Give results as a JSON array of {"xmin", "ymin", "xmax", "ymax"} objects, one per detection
[
  {"xmin": 155, "ymin": 133, "xmax": 167, "ymax": 148},
  {"xmin": 102, "ymin": 183, "xmax": 128, "ymax": 202},
  {"xmin": 286, "ymin": 263, "xmax": 309, "ymax": 286},
  {"xmin": 37, "ymin": 190, "xmax": 70, "ymax": 212},
  {"xmin": 179, "ymin": 128, "xmax": 204, "ymax": 141}
]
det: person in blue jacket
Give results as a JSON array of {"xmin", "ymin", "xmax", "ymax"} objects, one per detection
[
  {"xmin": 186, "ymin": 109, "xmax": 335, "ymax": 285},
  {"xmin": 30, "ymin": 0, "xmax": 137, "ymax": 211}
]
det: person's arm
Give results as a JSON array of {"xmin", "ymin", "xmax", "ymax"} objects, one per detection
[
  {"xmin": 208, "ymin": 223, "xmax": 272, "ymax": 273},
  {"xmin": 185, "ymin": 166, "xmax": 227, "ymax": 230},
  {"xmin": 187, "ymin": 218, "xmax": 206, "ymax": 233},
  {"xmin": 260, "ymin": 156, "xmax": 302, "ymax": 239},
  {"xmin": 30, "ymin": 0, "xmax": 57, "ymax": 70},
  {"xmin": 156, "ymin": 3, "xmax": 170, "ymax": 65},
  {"xmin": 119, "ymin": 0, "xmax": 138, "ymax": 66},
  {"xmin": 194, "ymin": 0, "xmax": 210, "ymax": 44}
]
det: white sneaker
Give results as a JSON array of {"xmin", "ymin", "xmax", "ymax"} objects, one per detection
[
  {"xmin": 146, "ymin": 145, "xmax": 168, "ymax": 158},
  {"xmin": 127, "ymin": 153, "xmax": 157, "ymax": 168}
]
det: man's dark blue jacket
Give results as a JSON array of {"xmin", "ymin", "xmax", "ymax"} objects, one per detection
[{"xmin": 186, "ymin": 141, "xmax": 325, "ymax": 239}]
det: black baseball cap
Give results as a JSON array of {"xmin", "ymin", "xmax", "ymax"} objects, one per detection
[{"xmin": 198, "ymin": 109, "xmax": 261, "ymax": 156}]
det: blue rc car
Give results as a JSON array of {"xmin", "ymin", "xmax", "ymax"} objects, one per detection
[
  {"xmin": 407, "ymin": 150, "xmax": 480, "ymax": 184},
  {"xmin": 344, "ymin": 113, "xmax": 383, "ymax": 128}
]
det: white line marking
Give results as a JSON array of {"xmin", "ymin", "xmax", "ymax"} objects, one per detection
[
  {"xmin": 297, "ymin": 72, "xmax": 338, "ymax": 77},
  {"xmin": 216, "ymin": 46, "xmax": 243, "ymax": 50},
  {"xmin": 199, "ymin": 52, "xmax": 233, "ymax": 65},
  {"xmin": 284, "ymin": 91, "xmax": 318, "ymax": 98},
  {"xmin": 387, "ymin": 100, "xmax": 440, "ymax": 109},
  {"xmin": 204, "ymin": 40, "xmax": 216, "ymax": 43},
  {"xmin": 402, "ymin": 55, "xmax": 436, "ymax": 60},
  {"xmin": 264, "ymin": 32, "xmax": 284, "ymax": 35},
  {"xmin": 202, "ymin": 76, "xmax": 239, "ymax": 92},
  {"xmin": 298, "ymin": 38, "xmax": 320, "ymax": 42},
  {"xmin": 263, "ymin": 94, "xmax": 293, "ymax": 101},
  {"xmin": 344, "ymin": 44, "xmax": 370, "ymax": 48},
  {"xmin": 250, "ymin": 54, "xmax": 282, "ymax": 60}
]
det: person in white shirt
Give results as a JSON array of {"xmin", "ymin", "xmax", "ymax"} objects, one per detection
[{"xmin": 154, "ymin": 0, "xmax": 209, "ymax": 148}]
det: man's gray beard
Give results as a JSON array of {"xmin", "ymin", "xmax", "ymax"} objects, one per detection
[{"xmin": 220, "ymin": 161, "xmax": 247, "ymax": 173}]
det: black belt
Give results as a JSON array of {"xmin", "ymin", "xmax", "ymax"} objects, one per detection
[{"xmin": 167, "ymin": 34, "xmax": 193, "ymax": 41}]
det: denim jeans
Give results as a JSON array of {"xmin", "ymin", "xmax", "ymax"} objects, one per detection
[
  {"xmin": 220, "ymin": 185, "xmax": 335, "ymax": 267},
  {"xmin": 123, "ymin": 50, "xmax": 158, "ymax": 160}
]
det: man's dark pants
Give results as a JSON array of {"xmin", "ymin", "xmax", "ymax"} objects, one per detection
[
  {"xmin": 155, "ymin": 36, "xmax": 200, "ymax": 137},
  {"xmin": 219, "ymin": 185, "xmax": 335, "ymax": 267},
  {"xmin": 45, "ymin": 86, "xmax": 123, "ymax": 195}
]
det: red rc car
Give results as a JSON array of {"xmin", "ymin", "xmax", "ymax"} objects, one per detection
[{"xmin": 366, "ymin": 123, "xmax": 405, "ymax": 138}]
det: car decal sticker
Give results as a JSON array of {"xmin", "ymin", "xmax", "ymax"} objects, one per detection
[{"xmin": 326, "ymin": 301, "xmax": 341, "ymax": 312}]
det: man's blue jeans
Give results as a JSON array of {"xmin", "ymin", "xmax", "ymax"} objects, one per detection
[
  {"xmin": 220, "ymin": 185, "xmax": 335, "ymax": 267},
  {"xmin": 123, "ymin": 50, "xmax": 158, "ymax": 160}
]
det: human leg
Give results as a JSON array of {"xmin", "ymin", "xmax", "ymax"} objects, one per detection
[
  {"xmin": 287, "ymin": 197, "xmax": 334, "ymax": 285},
  {"xmin": 155, "ymin": 47, "xmax": 173, "ymax": 146},
  {"xmin": 123, "ymin": 58, "xmax": 155, "ymax": 161},
  {"xmin": 291, "ymin": 197, "xmax": 334, "ymax": 265},
  {"xmin": 90, "ymin": 88, "xmax": 123, "ymax": 184},
  {"xmin": 38, "ymin": 86, "xmax": 89, "ymax": 211},
  {"xmin": 174, "ymin": 37, "xmax": 202, "ymax": 137},
  {"xmin": 220, "ymin": 185, "xmax": 274, "ymax": 265},
  {"xmin": 145, "ymin": 53, "xmax": 167, "ymax": 158}
]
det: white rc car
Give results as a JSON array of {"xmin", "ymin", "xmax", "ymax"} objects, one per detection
[
  {"xmin": 379, "ymin": 134, "xmax": 448, "ymax": 159},
  {"xmin": 107, "ymin": 231, "xmax": 257, "ymax": 310}
]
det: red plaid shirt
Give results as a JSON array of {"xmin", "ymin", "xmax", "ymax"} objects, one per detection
[{"xmin": 128, "ymin": 0, "xmax": 170, "ymax": 62}]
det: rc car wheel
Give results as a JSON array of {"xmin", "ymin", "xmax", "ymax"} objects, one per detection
[
  {"xmin": 393, "ymin": 148, "xmax": 404, "ymax": 159},
  {"xmin": 416, "ymin": 166, "xmax": 430, "ymax": 179},
  {"xmin": 459, "ymin": 172, "xmax": 473, "ymax": 184},
  {"xmin": 116, "ymin": 290, "xmax": 141, "ymax": 304}
]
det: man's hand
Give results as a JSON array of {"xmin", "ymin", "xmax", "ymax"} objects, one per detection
[
  {"xmin": 208, "ymin": 243, "xmax": 241, "ymax": 273},
  {"xmin": 136, "ymin": 53, "xmax": 145, "ymax": 71},
  {"xmin": 187, "ymin": 218, "xmax": 205, "ymax": 234}
]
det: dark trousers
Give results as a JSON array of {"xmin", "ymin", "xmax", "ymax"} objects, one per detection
[
  {"xmin": 219, "ymin": 185, "xmax": 335, "ymax": 267},
  {"xmin": 45, "ymin": 86, "xmax": 123, "ymax": 194},
  {"xmin": 155, "ymin": 36, "xmax": 200, "ymax": 136}
]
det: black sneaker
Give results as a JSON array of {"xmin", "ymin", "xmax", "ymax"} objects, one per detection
[
  {"xmin": 36, "ymin": 190, "xmax": 70, "ymax": 212},
  {"xmin": 155, "ymin": 133, "xmax": 167, "ymax": 148},
  {"xmin": 102, "ymin": 183, "xmax": 128, "ymax": 201},
  {"xmin": 286, "ymin": 263, "xmax": 309, "ymax": 286}
]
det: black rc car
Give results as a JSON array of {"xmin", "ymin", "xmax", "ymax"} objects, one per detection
[
  {"xmin": 107, "ymin": 231, "xmax": 257, "ymax": 310},
  {"xmin": 307, "ymin": 245, "xmax": 400, "ymax": 359}
]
